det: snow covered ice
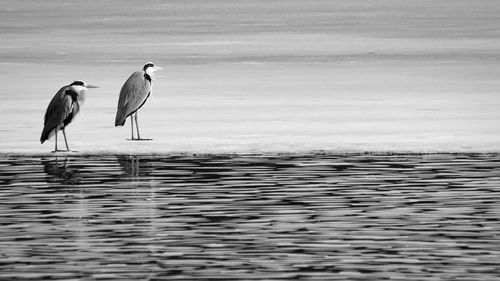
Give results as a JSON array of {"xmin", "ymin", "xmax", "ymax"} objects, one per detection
[{"xmin": 0, "ymin": 0, "xmax": 499, "ymax": 154}]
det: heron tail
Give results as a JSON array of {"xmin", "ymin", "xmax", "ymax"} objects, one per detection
[
  {"xmin": 115, "ymin": 113, "xmax": 126, "ymax": 127},
  {"xmin": 40, "ymin": 127, "xmax": 55, "ymax": 144}
]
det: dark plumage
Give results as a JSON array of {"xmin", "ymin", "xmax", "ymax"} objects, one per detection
[
  {"xmin": 40, "ymin": 81, "xmax": 98, "ymax": 151},
  {"xmin": 40, "ymin": 87, "xmax": 81, "ymax": 144}
]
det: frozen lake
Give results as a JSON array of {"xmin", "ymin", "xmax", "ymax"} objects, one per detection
[
  {"xmin": 2, "ymin": 2, "xmax": 500, "ymax": 280},
  {"xmin": 1, "ymin": 0, "xmax": 499, "ymax": 153},
  {"xmin": 1, "ymin": 154, "xmax": 500, "ymax": 280}
]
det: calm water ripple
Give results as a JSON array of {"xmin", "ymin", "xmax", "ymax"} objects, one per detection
[{"xmin": 1, "ymin": 154, "xmax": 500, "ymax": 280}]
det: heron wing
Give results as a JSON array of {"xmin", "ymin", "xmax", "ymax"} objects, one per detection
[
  {"xmin": 40, "ymin": 87, "xmax": 75, "ymax": 143},
  {"xmin": 115, "ymin": 71, "xmax": 152, "ymax": 126}
]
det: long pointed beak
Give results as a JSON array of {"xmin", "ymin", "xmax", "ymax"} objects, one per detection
[
  {"xmin": 86, "ymin": 84, "xmax": 99, "ymax": 88},
  {"xmin": 154, "ymin": 66, "xmax": 163, "ymax": 71}
]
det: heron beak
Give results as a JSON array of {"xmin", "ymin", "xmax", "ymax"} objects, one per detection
[
  {"xmin": 154, "ymin": 66, "xmax": 163, "ymax": 71},
  {"xmin": 86, "ymin": 84, "xmax": 99, "ymax": 88}
]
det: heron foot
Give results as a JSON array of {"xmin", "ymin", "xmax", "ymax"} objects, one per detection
[
  {"xmin": 51, "ymin": 149, "xmax": 71, "ymax": 153},
  {"xmin": 127, "ymin": 138, "xmax": 153, "ymax": 141}
]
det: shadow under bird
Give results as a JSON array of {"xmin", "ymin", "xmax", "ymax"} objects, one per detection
[
  {"xmin": 115, "ymin": 62, "xmax": 162, "ymax": 140},
  {"xmin": 40, "ymin": 81, "xmax": 98, "ymax": 152}
]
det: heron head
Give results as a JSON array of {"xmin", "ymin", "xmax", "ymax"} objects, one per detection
[
  {"xmin": 70, "ymin": 80, "xmax": 99, "ymax": 92},
  {"xmin": 143, "ymin": 62, "xmax": 162, "ymax": 74}
]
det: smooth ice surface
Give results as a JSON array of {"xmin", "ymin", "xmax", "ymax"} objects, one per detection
[{"xmin": 1, "ymin": 0, "xmax": 500, "ymax": 154}]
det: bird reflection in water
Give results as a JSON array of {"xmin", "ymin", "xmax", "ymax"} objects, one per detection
[
  {"xmin": 41, "ymin": 156, "xmax": 160, "ymax": 261},
  {"xmin": 42, "ymin": 157, "xmax": 80, "ymax": 184},
  {"xmin": 41, "ymin": 157, "xmax": 90, "ymax": 252},
  {"xmin": 116, "ymin": 155, "xmax": 159, "ymax": 256},
  {"xmin": 117, "ymin": 155, "xmax": 155, "ymax": 179}
]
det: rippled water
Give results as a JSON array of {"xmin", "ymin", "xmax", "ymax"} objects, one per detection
[{"xmin": 1, "ymin": 154, "xmax": 500, "ymax": 280}]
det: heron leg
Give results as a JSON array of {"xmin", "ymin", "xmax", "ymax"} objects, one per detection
[
  {"xmin": 135, "ymin": 112, "xmax": 141, "ymax": 140},
  {"xmin": 130, "ymin": 116, "xmax": 135, "ymax": 140},
  {"xmin": 62, "ymin": 128, "xmax": 70, "ymax": 151},
  {"xmin": 54, "ymin": 130, "xmax": 58, "ymax": 152}
]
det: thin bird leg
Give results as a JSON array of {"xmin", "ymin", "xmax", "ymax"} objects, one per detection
[
  {"xmin": 54, "ymin": 130, "xmax": 58, "ymax": 152},
  {"xmin": 62, "ymin": 128, "xmax": 70, "ymax": 151},
  {"xmin": 130, "ymin": 116, "xmax": 135, "ymax": 140},
  {"xmin": 135, "ymin": 112, "xmax": 141, "ymax": 140}
]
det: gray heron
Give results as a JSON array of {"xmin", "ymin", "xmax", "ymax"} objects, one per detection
[
  {"xmin": 40, "ymin": 81, "xmax": 98, "ymax": 152},
  {"xmin": 115, "ymin": 62, "xmax": 162, "ymax": 140}
]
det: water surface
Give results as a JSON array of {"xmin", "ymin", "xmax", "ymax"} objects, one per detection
[{"xmin": 1, "ymin": 154, "xmax": 500, "ymax": 280}]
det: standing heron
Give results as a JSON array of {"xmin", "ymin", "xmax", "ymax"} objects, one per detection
[
  {"xmin": 40, "ymin": 81, "xmax": 98, "ymax": 152},
  {"xmin": 115, "ymin": 62, "xmax": 162, "ymax": 140}
]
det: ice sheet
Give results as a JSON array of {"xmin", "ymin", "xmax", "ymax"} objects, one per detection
[{"xmin": 1, "ymin": 0, "xmax": 499, "ymax": 154}]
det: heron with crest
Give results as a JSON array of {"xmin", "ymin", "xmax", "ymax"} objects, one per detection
[
  {"xmin": 40, "ymin": 81, "xmax": 99, "ymax": 152},
  {"xmin": 115, "ymin": 62, "xmax": 162, "ymax": 140}
]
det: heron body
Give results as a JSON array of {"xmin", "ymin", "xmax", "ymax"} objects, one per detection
[
  {"xmin": 114, "ymin": 71, "xmax": 152, "ymax": 126},
  {"xmin": 115, "ymin": 62, "xmax": 162, "ymax": 140},
  {"xmin": 40, "ymin": 81, "xmax": 98, "ymax": 152}
]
